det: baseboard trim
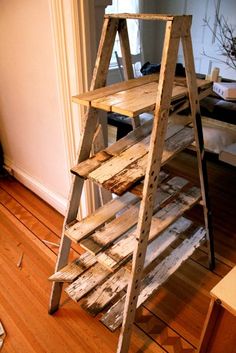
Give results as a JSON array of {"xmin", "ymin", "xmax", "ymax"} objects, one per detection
[{"xmin": 4, "ymin": 158, "xmax": 67, "ymax": 215}]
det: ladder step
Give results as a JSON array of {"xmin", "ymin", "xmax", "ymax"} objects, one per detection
[
  {"xmin": 100, "ymin": 226, "xmax": 206, "ymax": 332},
  {"xmin": 81, "ymin": 217, "xmax": 192, "ymax": 317},
  {"xmin": 80, "ymin": 176, "xmax": 188, "ymax": 255},
  {"xmin": 48, "ymin": 252, "xmax": 96, "ymax": 283},
  {"xmin": 72, "ymin": 124, "xmax": 194, "ymax": 196},
  {"xmin": 96, "ymin": 186, "xmax": 201, "ymax": 271},
  {"xmin": 65, "ymin": 192, "xmax": 139, "ymax": 243}
]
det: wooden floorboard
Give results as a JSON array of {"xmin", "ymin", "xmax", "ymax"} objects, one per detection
[{"xmin": 0, "ymin": 151, "xmax": 235, "ymax": 353}]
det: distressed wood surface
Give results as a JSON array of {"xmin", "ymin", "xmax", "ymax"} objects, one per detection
[
  {"xmin": 48, "ymin": 252, "xmax": 96, "ymax": 283},
  {"xmin": 65, "ymin": 193, "xmax": 138, "ymax": 243},
  {"xmin": 71, "ymin": 120, "xmax": 183, "ymax": 181},
  {"xmin": 101, "ymin": 227, "xmax": 206, "ymax": 331},
  {"xmin": 81, "ymin": 267, "xmax": 130, "ymax": 316},
  {"xmin": 81, "ymin": 217, "xmax": 192, "ymax": 318},
  {"xmin": 80, "ymin": 176, "xmax": 188, "ymax": 255},
  {"xmin": 96, "ymin": 187, "xmax": 201, "ymax": 271},
  {"xmin": 65, "ymin": 263, "xmax": 111, "ymax": 302},
  {"xmin": 88, "ymin": 126, "xmax": 194, "ymax": 195}
]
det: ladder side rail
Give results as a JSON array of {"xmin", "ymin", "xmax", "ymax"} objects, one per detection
[
  {"xmin": 118, "ymin": 19, "xmax": 140, "ymax": 128},
  {"xmin": 49, "ymin": 17, "xmax": 119, "ymax": 314},
  {"xmin": 181, "ymin": 20, "xmax": 215, "ymax": 270},
  {"xmin": 117, "ymin": 17, "xmax": 184, "ymax": 353}
]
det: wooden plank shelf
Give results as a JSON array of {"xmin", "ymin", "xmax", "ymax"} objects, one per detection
[
  {"xmin": 71, "ymin": 121, "xmax": 195, "ymax": 196},
  {"xmin": 100, "ymin": 226, "xmax": 206, "ymax": 332},
  {"xmin": 73, "ymin": 75, "xmax": 211, "ymax": 118},
  {"xmin": 63, "ymin": 174, "xmax": 194, "ymax": 244},
  {"xmin": 63, "ymin": 216, "xmax": 195, "ymax": 303}
]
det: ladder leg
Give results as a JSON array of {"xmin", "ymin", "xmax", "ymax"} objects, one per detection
[
  {"xmin": 118, "ymin": 19, "xmax": 140, "ymax": 129},
  {"xmin": 181, "ymin": 23, "xmax": 215, "ymax": 270},
  {"xmin": 117, "ymin": 18, "xmax": 183, "ymax": 353},
  {"xmin": 49, "ymin": 109, "xmax": 99, "ymax": 314},
  {"xmin": 49, "ymin": 17, "xmax": 120, "ymax": 313}
]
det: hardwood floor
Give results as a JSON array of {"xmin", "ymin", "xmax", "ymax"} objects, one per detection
[{"xmin": 0, "ymin": 152, "xmax": 235, "ymax": 353}]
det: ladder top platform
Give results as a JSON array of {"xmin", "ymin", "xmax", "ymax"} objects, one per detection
[
  {"xmin": 73, "ymin": 75, "xmax": 212, "ymax": 117},
  {"xmin": 105, "ymin": 13, "xmax": 191, "ymax": 21}
]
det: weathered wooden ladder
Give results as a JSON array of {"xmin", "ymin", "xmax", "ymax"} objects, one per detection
[{"xmin": 48, "ymin": 13, "xmax": 215, "ymax": 353}]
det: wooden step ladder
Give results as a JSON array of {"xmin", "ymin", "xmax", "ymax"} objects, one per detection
[{"xmin": 48, "ymin": 13, "xmax": 215, "ymax": 353}]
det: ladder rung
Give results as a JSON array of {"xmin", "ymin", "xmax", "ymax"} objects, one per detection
[{"xmin": 100, "ymin": 226, "xmax": 206, "ymax": 332}]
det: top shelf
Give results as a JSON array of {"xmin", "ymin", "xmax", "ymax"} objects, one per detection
[{"xmin": 73, "ymin": 75, "xmax": 212, "ymax": 118}]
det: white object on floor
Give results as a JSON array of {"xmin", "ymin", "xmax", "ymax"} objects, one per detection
[{"xmin": 219, "ymin": 142, "xmax": 236, "ymax": 166}]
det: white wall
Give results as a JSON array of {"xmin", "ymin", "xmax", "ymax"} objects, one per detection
[
  {"xmin": 0, "ymin": 0, "xmax": 71, "ymax": 213},
  {"xmin": 140, "ymin": 0, "xmax": 236, "ymax": 80}
]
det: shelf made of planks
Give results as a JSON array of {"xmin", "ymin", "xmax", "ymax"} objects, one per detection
[
  {"xmin": 72, "ymin": 74, "xmax": 212, "ymax": 117},
  {"xmin": 71, "ymin": 120, "xmax": 195, "ymax": 195}
]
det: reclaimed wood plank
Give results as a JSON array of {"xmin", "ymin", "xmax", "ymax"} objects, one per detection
[
  {"xmin": 80, "ymin": 176, "xmax": 188, "ymax": 255},
  {"xmin": 65, "ymin": 193, "xmax": 138, "ymax": 243},
  {"xmin": 102, "ymin": 127, "xmax": 194, "ymax": 195},
  {"xmin": 92, "ymin": 83, "xmax": 195, "ymax": 117},
  {"xmin": 81, "ymin": 217, "xmax": 192, "ymax": 317},
  {"xmin": 71, "ymin": 120, "xmax": 184, "ymax": 180},
  {"xmin": 65, "ymin": 263, "xmax": 111, "ymax": 302},
  {"xmin": 89, "ymin": 126, "xmax": 193, "ymax": 194},
  {"xmin": 96, "ymin": 187, "xmax": 201, "ymax": 271},
  {"xmin": 72, "ymin": 74, "xmax": 159, "ymax": 106},
  {"xmin": 101, "ymin": 227, "xmax": 206, "ymax": 331},
  {"xmin": 81, "ymin": 267, "xmax": 130, "ymax": 316},
  {"xmin": 48, "ymin": 252, "xmax": 96, "ymax": 283}
]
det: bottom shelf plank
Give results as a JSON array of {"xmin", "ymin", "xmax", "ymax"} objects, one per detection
[
  {"xmin": 81, "ymin": 217, "xmax": 192, "ymax": 317},
  {"xmin": 100, "ymin": 227, "xmax": 206, "ymax": 332},
  {"xmin": 48, "ymin": 252, "xmax": 96, "ymax": 283}
]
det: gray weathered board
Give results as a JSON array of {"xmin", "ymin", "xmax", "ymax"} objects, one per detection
[
  {"xmin": 80, "ymin": 176, "xmax": 188, "ymax": 255},
  {"xmin": 80, "ymin": 216, "xmax": 192, "ymax": 317},
  {"xmin": 65, "ymin": 216, "xmax": 193, "ymax": 304},
  {"xmin": 96, "ymin": 186, "xmax": 201, "ymax": 271},
  {"xmin": 71, "ymin": 121, "xmax": 194, "ymax": 195},
  {"xmin": 100, "ymin": 227, "xmax": 206, "ymax": 331}
]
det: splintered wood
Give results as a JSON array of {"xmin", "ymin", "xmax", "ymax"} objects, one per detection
[
  {"xmin": 101, "ymin": 227, "xmax": 206, "ymax": 332},
  {"xmin": 71, "ymin": 120, "xmax": 194, "ymax": 195}
]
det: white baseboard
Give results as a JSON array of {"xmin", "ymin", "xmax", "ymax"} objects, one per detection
[{"xmin": 4, "ymin": 158, "xmax": 67, "ymax": 215}]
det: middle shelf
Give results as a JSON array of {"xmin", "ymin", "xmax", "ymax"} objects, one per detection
[{"xmin": 71, "ymin": 119, "xmax": 195, "ymax": 196}]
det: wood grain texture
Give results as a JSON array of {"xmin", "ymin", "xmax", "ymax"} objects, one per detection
[
  {"xmin": 96, "ymin": 187, "xmax": 201, "ymax": 271},
  {"xmin": 65, "ymin": 192, "xmax": 138, "ymax": 243},
  {"xmin": 101, "ymin": 227, "xmax": 206, "ymax": 332},
  {"xmin": 80, "ymin": 176, "xmax": 189, "ymax": 255},
  {"xmin": 0, "ymin": 151, "xmax": 235, "ymax": 353},
  {"xmin": 89, "ymin": 126, "xmax": 194, "ymax": 195}
]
